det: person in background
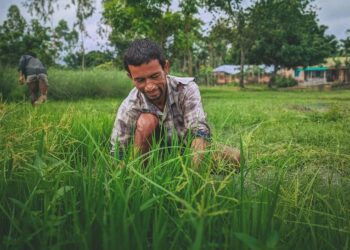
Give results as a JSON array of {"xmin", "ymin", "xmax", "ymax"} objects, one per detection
[
  {"xmin": 18, "ymin": 52, "xmax": 48, "ymax": 105},
  {"xmin": 111, "ymin": 38, "xmax": 240, "ymax": 169}
]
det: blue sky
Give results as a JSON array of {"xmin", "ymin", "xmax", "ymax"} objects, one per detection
[{"xmin": 1, "ymin": 0, "xmax": 349, "ymax": 51}]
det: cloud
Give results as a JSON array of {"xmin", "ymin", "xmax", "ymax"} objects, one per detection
[{"xmin": 314, "ymin": 0, "xmax": 350, "ymax": 39}]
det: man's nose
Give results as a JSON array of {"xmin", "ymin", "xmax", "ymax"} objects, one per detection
[{"xmin": 145, "ymin": 80, "xmax": 156, "ymax": 91}]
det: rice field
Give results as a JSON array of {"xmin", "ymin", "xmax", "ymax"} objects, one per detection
[{"xmin": 1, "ymin": 86, "xmax": 350, "ymax": 249}]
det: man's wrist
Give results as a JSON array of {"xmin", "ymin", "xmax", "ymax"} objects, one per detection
[{"xmin": 193, "ymin": 130, "xmax": 211, "ymax": 141}]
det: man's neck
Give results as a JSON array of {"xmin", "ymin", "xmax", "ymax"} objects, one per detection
[
  {"xmin": 153, "ymin": 83, "xmax": 167, "ymax": 111},
  {"xmin": 154, "ymin": 95, "xmax": 166, "ymax": 112}
]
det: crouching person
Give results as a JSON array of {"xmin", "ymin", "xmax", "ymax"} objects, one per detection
[
  {"xmin": 18, "ymin": 52, "xmax": 48, "ymax": 106},
  {"xmin": 110, "ymin": 38, "xmax": 240, "ymax": 170}
]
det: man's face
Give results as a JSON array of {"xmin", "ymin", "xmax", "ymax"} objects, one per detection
[{"xmin": 128, "ymin": 59, "xmax": 169, "ymax": 102}]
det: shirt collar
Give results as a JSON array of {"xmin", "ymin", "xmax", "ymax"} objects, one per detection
[{"xmin": 166, "ymin": 75, "xmax": 177, "ymax": 106}]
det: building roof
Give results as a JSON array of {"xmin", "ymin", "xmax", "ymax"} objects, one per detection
[
  {"xmin": 304, "ymin": 66, "xmax": 328, "ymax": 71},
  {"xmin": 213, "ymin": 64, "xmax": 274, "ymax": 74},
  {"xmin": 261, "ymin": 65, "xmax": 275, "ymax": 73},
  {"xmin": 213, "ymin": 65, "xmax": 241, "ymax": 75}
]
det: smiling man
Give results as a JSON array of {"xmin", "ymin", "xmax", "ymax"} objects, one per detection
[{"xmin": 111, "ymin": 38, "xmax": 239, "ymax": 168}]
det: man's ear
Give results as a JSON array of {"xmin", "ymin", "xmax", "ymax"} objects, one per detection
[
  {"xmin": 127, "ymin": 72, "xmax": 132, "ymax": 79},
  {"xmin": 164, "ymin": 60, "xmax": 170, "ymax": 75}
]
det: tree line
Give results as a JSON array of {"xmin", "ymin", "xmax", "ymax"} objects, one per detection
[{"xmin": 1, "ymin": 0, "xmax": 349, "ymax": 86}]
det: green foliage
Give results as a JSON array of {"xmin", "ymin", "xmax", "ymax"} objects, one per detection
[
  {"xmin": 271, "ymin": 75, "xmax": 298, "ymax": 88},
  {"xmin": 202, "ymin": 1, "xmax": 260, "ymax": 87},
  {"xmin": 48, "ymin": 69, "xmax": 132, "ymax": 100},
  {"xmin": 1, "ymin": 88, "xmax": 350, "ymax": 249},
  {"xmin": 19, "ymin": 0, "xmax": 96, "ymax": 69},
  {"xmin": 54, "ymin": 20, "xmax": 79, "ymax": 56},
  {"xmin": 0, "ymin": 5, "xmax": 27, "ymax": 66},
  {"xmin": 0, "ymin": 67, "xmax": 26, "ymax": 101},
  {"xmin": 102, "ymin": 0, "xmax": 204, "ymax": 75},
  {"xmin": 247, "ymin": 0, "xmax": 336, "ymax": 71},
  {"xmin": 0, "ymin": 68, "xmax": 132, "ymax": 101},
  {"xmin": 309, "ymin": 104, "xmax": 343, "ymax": 122},
  {"xmin": 102, "ymin": 0, "xmax": 169, "ymax": 52},
  {"xmin": 95, "ymin": 61, "xmax": 116, "ymax": 70},
  {"xmin": 340, "ymin": 29, "xmax": 350, "ymax": 67},
  {"xmin": 0, "ymin": 5, "xmax": 78, "ymax": 67},
  {"xmin": 64, "ymin": 50, "xmax": 115, "ymax": 69},
  {"xmin": 197, "ymin": 65, "xmax": 213, "ymax": 85},
  {"xmin": 23, "ymin": 0, "xmax": 59, "ymax": 23}
]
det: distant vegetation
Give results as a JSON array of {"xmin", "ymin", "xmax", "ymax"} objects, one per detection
[
  {"xmin": 0, "ymin": 68, "xmax": 132, "ymax": 101},
  {"xmin": 1, "ymin": 0, "xmax": 349, "ymax": 88},
  {"xmin": 271, "ymin": 76, "xmax": 298, "ymax": 88}
]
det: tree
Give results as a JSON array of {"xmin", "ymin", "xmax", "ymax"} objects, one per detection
[
  {"xmin": 202, "ymin": 0, "xmax": 252, "ymax": 87},
  {"xmin": 340, "ymin": 29, "xmax": 350, "ymax": 67},
  {"xmin": 248, "ymin": 0, "xmax": 336, "ymax": 87},
  {"xmin": 177, "ymin": 0, "xmax": 202, "ymax": 76},
  {"xmin": 24, "ymin": 19, "xmax": 55, "ymax": 66},
  {"xmin": 205, "ymin": 19, "xmax": 237, "ymax": 68},
  {"xmin": 0, "ymin": 5, "xmax": 27, "ymax": 66},
  {"xmin": 23, "ymin": 0, "xmax": 59, "ymax": 24},
  {"xmin": 0, "ymin": 5, "xmax": 80, "ymax": 67},
  {"xmin": 74, "ymin": 0, "xmax": 95, "ymax": 70},
  {"xmin": 102, "ymin": 0, "xmax": 207, "ymax": 74},
  {"xmin": 64, "ymin": 50, "xmax": 114, "ymax": 68},
  {"xmin": 235, "ymin": 8, "xmax": 253, "ymax": 87},
  {"xmin": 54, "ymin": 20, "xmax": 79, "ymax": 62},
  {"xmin": 0, "ymin": 5, "xmax": 57, "ymax": 66},
  {"xmin": 102, "ymin": 0, "xmax": 171, "ymax": 66},
  {"xmin": 23, "ymin": 0, "xmax": 95, "ymax": 69},
  {"xmin": 169, "ymin": 11, "xmax": 203, "ymax": 75}
]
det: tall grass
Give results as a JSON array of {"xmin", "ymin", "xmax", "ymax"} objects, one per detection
[
  {"xmin": 1, "ymin": 88, "xmax": 350, "ymax": 249},
  {"xmin": 0, "ymin": 68, "xmax": 132, "ymax": 101}
]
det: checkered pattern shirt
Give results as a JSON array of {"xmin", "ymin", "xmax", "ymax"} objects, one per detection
[{"xmin": 110, "ymin": 75, "xmax": 210, "ymax": 158}]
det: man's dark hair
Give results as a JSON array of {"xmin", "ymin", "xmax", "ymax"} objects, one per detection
[
  {"xmin": 123, "ymin": 38, "xmax": 166, "ymax": 72},
  {"xmin": 27, "ymin": 51, "xmax": 37, "ymax": 58}
]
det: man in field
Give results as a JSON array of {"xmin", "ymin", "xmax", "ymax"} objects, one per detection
[
  {"xmin": 18, "ymin": 52, "xmax": 48, "ymax": 105},
  {"xmin": 111, "ymin": 38, "xmax": 240, "ymax": 168}
]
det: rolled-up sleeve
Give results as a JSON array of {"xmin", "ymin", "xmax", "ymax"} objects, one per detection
[
  {"xmin": 110, "ymin": 100, "xmax": 139, "ymax": 159},
  {"xmin": 182, "ymin": 82, "xmax": 211, "ymax": 141}
]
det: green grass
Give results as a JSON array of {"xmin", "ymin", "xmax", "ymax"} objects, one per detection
[
  {"xmin": 1, "ymin": 87, "xmax": 350, "ymax": 249},
  {"xmin": 0, "ymin": 68, "xmax": 132, "ymax": 101}
]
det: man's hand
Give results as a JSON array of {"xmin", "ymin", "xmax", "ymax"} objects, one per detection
[
  {"xmin": 191, "ymin": 137, "xmax": 208, "ymax": 169},
  {"xmin": 212, "ymin": 143, "xmax": 240, "ymax": 172},
  {"xmin": 19, "ymin": 74, "xmax": 25, "ymax": 85}
]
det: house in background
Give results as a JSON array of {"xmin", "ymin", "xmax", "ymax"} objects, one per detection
[
  {"xmin": 304, "ymin": 57, "xmax": 350, "ymax": 84},
  {"xmin": 212, "ymin": 65, "xmax": 240, "ymax": 84},
  {"xmin": 212, "ymin": 65, "xmax": 274, "ymax": 84},
  {"xmin": 280, "ymin": 57, "xmax": 350, "ymax": 85},
  {"xmin": 213, "ymin": 57, "xmax": 350, "ymax": 86}
]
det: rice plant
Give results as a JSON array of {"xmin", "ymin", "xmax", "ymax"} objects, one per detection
[{"xmin": 1, "ymin": 87, "xmax": 350, "ymax": 249}]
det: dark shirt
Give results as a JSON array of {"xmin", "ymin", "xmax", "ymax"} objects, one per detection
[{"xmin": 18, "ymin": 55, "xmax": 47, "ymax": 77}]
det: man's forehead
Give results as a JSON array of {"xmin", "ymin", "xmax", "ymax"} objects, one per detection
[{"xmin": 128, "ymin": 59, "xmax": 164, "ymax": 77}]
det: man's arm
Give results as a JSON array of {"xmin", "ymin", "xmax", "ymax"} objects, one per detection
[
  {"xmin": 18, "ymin": 56, "xmax": 26, "ymax": 84},
  {"xmin": 181, "ymin": 82, "xmax": 211, "ymax": 168},
  {"xmin": 191, "ymin": 137, "xmax": 209, "ymax": 168},
  {"xmin": 18, "ymin": 71, "xmax": 25, "ymax": 84},
  {"xmin": 110, "ymin": 98, "xmax": 139, "ymax": 162}
]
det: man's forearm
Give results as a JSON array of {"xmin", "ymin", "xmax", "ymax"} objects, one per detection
[
  {"xmin": 18, "ymin": 71, "xmax": 25, "ymax": 84},
  {"xmin": 191, "ymin": 137, "xmax": 209, "ymax": 168}
]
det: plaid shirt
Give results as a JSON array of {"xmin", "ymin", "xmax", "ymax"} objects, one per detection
[{"xmin": 110, "ymin": 75, "xmax": 210, "ymax": 158}]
